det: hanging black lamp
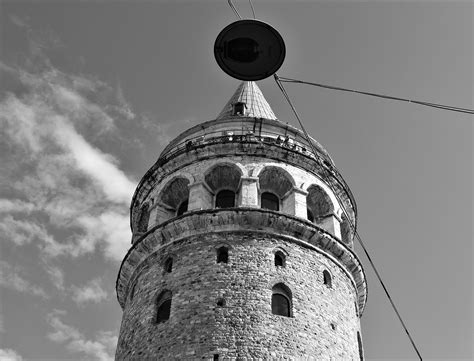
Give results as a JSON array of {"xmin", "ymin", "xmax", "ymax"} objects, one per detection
[{"xmin": 214, "ymin": 19, "xmax": 286, "ymax": 81}]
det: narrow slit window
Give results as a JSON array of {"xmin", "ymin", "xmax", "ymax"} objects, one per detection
[
  {"xmin": 216, "ymin": 298, "xmax": 226, "ymax": 307},
  {"xmin": 215, "ymin": 190, "xmax": 235, "ymax": 208},
  {"xmin": 232, "ymin": 102, "xmax": 246, "ymax": 116},
  {"xmin": 274, "ymin": 251, "xmax": 285, "ymax": 267},
  {"xmin": 164, "ymin": 257, "xmax": 173, "ymax": 273},
  {"xmin": 261, "ymin": 192, "xmax": 279, "ymax": 211},
  {"xmin": 323, "ymin": 270, "xmax": 332, "ymax": 288},
  {"xmin": 216, "ymin": 247, "xmax": 229, "ymax": 264},
  {"xmin": 156, "ymin": 290, "xmax": 172, "ymax": 324},
  {"xmin": 307, "ymin": 209, "xmax": 314, "ymax": 222}
]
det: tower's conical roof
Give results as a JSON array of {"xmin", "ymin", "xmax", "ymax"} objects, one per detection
[{"xmin": 217, "ymin": 81, "xmax": 277, "ymax": 120}]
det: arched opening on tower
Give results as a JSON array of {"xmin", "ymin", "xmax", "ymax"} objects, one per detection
[
  {"xmin": 306, "ymin": 185, "xmax": 334, "ymax": 220},
  {"xmin": 155, "ymin": 290, "xmax": 172, "ymax": 324},
  {"xmin": 215, "ymin": 190, "xmax": 236, "ymax": 208},
  {"xmin": 271, "ymin": 283, "xmax": 292, "ymax": 317},
  {"xmin": 323, "ymin": 269, "xmax": 332, "ymax": 288},
  {"xmin": 157, "ymin": 177, "xmax": 190, "ymax": 223},
  {"xmin": 274, "ymin": 250, "xmax": 286, "ymax": 267},
  {"xmin": 204, "ymin": 163, "xmax": 242, "ymax": 208},
  {"xmin": 258, "ymin": 167, "xmax": 293, "ymax": 198},
  {"xmin": 164, "ymin": 257, "xmax": 173, "ymax": 273},
  {"xmin": 261, "ymin": 192, "xmax": 279, "ymax": 211}
]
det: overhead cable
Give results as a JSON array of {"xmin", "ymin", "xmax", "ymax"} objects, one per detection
[
  {"xmin": 228, "ymin": 0, "xmax": 242, "ymax": 19},
  {"xmin": 274, "ymin": 73, "xmax": 424, "ymax": 361},
  {"xmin": 279, "ymin": 76, "xmax": 474, "ymax": 115},
  {"xmin": 249, "ymin": 0, "xmax": 256, "ymax": 19}
]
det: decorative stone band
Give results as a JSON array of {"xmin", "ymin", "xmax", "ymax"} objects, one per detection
[
  {"xmin": 130, "ymin": 137, "xmax": 357, "ymax": 238},
  {"xmin": 116, "ymin": 208, "xmax": 367, "ymax": 315}
]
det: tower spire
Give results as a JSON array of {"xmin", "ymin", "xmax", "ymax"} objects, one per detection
[{"xmin": 217, "ymin": 81, "xmax": 277, "ymax": 120}]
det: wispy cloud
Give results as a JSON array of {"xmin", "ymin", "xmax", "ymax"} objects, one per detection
[
  {"xmin": 0, "ymin": 56, "xmax": 138, "ymax": 263},
  {"xmin": 71, "ymin": 278, "xmax": 108, "ymax": 306},
  {"xmin": 0, "ymin": 348, "xmax": 23, "ymax": 361},
  {"xmin": 47, "ymin": 310, "xmax": 116, "ymax": 361},
  {"xmin": 0, "ymin": 261, "xmax": 48, "ymax": 298}
]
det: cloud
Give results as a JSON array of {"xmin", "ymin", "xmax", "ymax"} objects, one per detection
[
  {"xmin": 44, "ymin": 263, "xmax": 65, "ymax": 291},
  {"xmin": 0, "ymin": 199, "xmax": 36, "ymax": 213},
  {"xmin": 0, "ymin": 261, "xmax": 48, "ymax": 298},
  {"xmin": 76, "ymin": 212, "xmax": 131, "ymax": 262},
  {"xmin": 47, "ymin": 310, "xmax": 116, "ymax": 361},
  {"xmin": 0, "ymin": 215, "xmax": 54, "ymax": 246},
  {"xmin": 0, "ymin": 62, "xmax": 137, "ymax": 263},
  {"xmin": 0, "ymin": 348, "xmax": 23, "ymax": 361},
  {"xmin": 52, "ymin": 119, "xmax": 135, "ymax": 204},
  {"xmin": 71, "ymin": 278, "xmax": 108, "ymax": 305}
]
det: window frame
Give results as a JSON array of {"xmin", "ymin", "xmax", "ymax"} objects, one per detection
[{"xmin": 271, "ymin": 283, "xmax": 293, "ymax": 317}]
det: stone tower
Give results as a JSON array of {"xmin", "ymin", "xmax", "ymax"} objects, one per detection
[{"xmin": 115, "ymin": 81, "xmax": 367, "ymax": 360}]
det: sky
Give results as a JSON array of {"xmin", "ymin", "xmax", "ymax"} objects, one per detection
[{"xmin": 0, "ymin": 1, "xmax": 472, "ymax": 360}]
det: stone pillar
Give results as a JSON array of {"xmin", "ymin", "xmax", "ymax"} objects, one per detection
[
  {"xmin": 238, "ymin": 177, "xmax": 259, "ymax": 207},
  {"xmin": 188, "ymin": 181, "xmax": 213, "ymax": 211},
  {"xmin": 282, "ymin": 187, "xmax": 308, "ymax": 218},
  {"xmin": 316, "ymin": 213, "xmax": 342, "ymax": 239},
  {"xmin": 154, "ymin": 203, "xmax": 175, "ymax": 225}
]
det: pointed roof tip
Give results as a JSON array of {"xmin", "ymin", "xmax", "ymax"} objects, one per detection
[{"xmin": 217, "ymin": 81, "xmax": 278, "ymax": 121}]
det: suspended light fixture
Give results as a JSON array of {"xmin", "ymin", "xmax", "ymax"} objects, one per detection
[{"xmin": 214, "ymin": 19, "xmax": 286, "ymax": 81}]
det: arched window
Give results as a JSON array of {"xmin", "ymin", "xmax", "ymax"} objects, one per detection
[
  {"xmin": 271, "ymin": 283, "xmax": 292, "ymax": 317},
  {"xmin": 306, "ymin": 185, "xmax": 334, "ymax": 220},
  {"xmin": 177, "ymin": 199, "xmax": 188, "ymax": 216},
  {"xmin": 261, "ymin": 192, "xmax": 279, "ymax": 211},
  {"xmin": 216, "ymin": 247, "xmax": 229, "ymax": 264},
  {"xmin": 164, "ymin": 257, "xmax": 173, "ymax": 273},
  {"xmin": 156, "ymin": 290, "xmax": 172, "ymax": 324},
  {"xmin": 357, "ymin": 331, "xmax": 364, "ymax": 360},
  {"xmin": 137, "ymin": 203, "xmax": 150, "ymax": 233},
  {"xmin": 323, "ymin": 270, "xmax": 332, "ymax": 288},
  {"xmin": 215, "ymin": 190, "xmax": 235, "ymax": 208},
  {"xmin": 158, "ymin": 177, "xmax": 190, "ymax": 222},
  {"xmin": 274, "ymin": 251, "xmax": 286, "ymax": 267}
]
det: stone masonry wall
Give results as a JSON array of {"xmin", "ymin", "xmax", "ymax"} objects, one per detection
[{"xmin": 115, "ymin": 232, "xmax": 362, "ymax": 360}]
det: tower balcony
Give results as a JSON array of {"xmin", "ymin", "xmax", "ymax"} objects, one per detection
[
  {"xmin": 116, "ymin": 208, "xmax": 368, "ymax": 315},
  {"xmin": 131, "ymin": 117, "xmax": 357, "ymax": 242}
]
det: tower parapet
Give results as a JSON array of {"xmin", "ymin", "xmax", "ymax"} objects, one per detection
[{"xmin": 116, "ymin": 82, "xmax": 367, "ymax": 360}]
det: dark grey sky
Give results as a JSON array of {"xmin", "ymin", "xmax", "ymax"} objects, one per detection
[{"xmin": 0, "ymin": 1, "xmax": 472, "ymax": 360}]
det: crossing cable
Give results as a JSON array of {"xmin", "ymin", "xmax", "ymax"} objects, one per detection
[
  {"xmin": 274, "ymin": 73, "xmax": 424, "ymax": 361},
  {"xmin": 278, "ymin": 76, "xmax": 474, "ymax": 115},
  {"xmin": 249, "ymin": 0, "xmax": 256, "ymax": 19},
  {"xmin": 228, "ymin": 0, "xmax": 243, "ymax": 19}
]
